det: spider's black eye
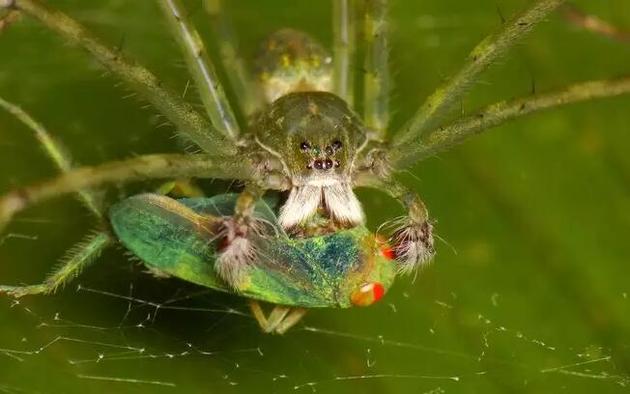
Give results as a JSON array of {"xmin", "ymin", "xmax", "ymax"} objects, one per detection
[
  {"xmin": 325, "ymin": 145, "xmax": 334, "ymax": 156},
  {"xmin": 331, "ymin": 140, "xmax": 343, "ymax": 151},
  {"xmin": 300, "ymin": 141, "xmax": 311, "ymax": 152}
]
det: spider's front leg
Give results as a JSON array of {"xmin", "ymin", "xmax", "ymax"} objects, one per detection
[
  {"xmin": 214, "ymin": 184, "xmax": 266, "ymax": 288},
  {"xmin": 359, "ymin": 171, "xmax": 435, "ymax": 274},
  {"xmin": 385, "ymin": 181, "xmax": 435, "ymax": 274}
]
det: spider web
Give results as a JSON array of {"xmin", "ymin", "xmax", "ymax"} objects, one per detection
[{"xmin": 0, "ymin": 233, "xmax": 627, "ymax": 394}]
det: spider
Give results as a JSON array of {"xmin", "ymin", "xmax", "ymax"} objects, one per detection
[{"xmin": 0, "ymin": 0, "xmax": 628, "ymax": 333}]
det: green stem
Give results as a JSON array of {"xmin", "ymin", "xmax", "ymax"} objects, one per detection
[
  {"xmin": 393, "ymin": 0, "xmax": 565, "ymax": 150},
  {"xmin": 7, "ymin": 0, "xmax": 233, "ymax": 155},
  {"xmin": 157, "ymin": 0, "xmax": 240, "ymax": 140},
  {"xmin": 393, "ymin": 76, "xmax": 630, "ymax": 168}
]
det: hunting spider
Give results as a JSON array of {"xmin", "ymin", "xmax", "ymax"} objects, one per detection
[{"xmin": 0, "ymin": 0, "xmax": 628, "ymax": 333}]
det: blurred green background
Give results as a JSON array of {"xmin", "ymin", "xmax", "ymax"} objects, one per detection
[{"xmin": 1, "ymin": 0, "xmax": 629, "ymax": 392}]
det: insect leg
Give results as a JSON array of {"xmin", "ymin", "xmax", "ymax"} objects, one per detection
[
  {"xmin": 362, "ymin": 0, "xmax": 389, "ymax": 139},
  {"xmin": 157, "ymin": 0, "xmax": 240, "ymax": 141},
  {"xmin": 273, "ymin": 308, "xmax": 307, "ymax": 335},
  {"xmin": 391, "ymin": 0, "xmax": 565, "ymax": 157},
  {"xmin": 248, "ymin": 301, "xmax": 289, "ymax": 334},
  {"xmin": 0, "ymin": 231, "xmax": 112, "ymax": 297},
  {"xmin": 248, "ymin": 301, "xmax": 304, "ymax": 334},
  {"xmin": 204, "ymin": 0, "xmax": 263, "ymax": 117},
  {"xmin": 263, "ymin": 305, "xmax": 291, "ymax": 333},
  {"xmin": 248, "ymin": 300, "xmax": 271, "ymax": 330},
  {"xmin": 3, "ymin": 0, "xmax": 232, "ymax": 155},
  {"xmin": 0, "ymin": 153, "xmax": 254, "ymax": 232},
  {"xmin": 332, "ymin": 0, "xmax": 357, "ymax": 107}
]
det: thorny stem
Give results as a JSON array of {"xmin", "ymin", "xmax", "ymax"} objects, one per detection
[
  {"xmin": 363, "ymin": 0, "xmax": 389, "ymax": 137},
  {"xmin": 392, "ymin": 76, "xmax": 630, "ymax": 167},
  {"xmin": 4, "ymin": 0, "xmax": 234, "ymax": 155},
  {"xmin": 393, "ymin": 0, "xmax": 565, "ymax": 152},
  {"xmin": 157, "ymin": 0, "xmax": 240, "ymax": 140},
  {"xmin": 0, "ymin": 96, "xmax": 102, "ymax": 218},
  {"xmin": 204, "ymin": 0, "xmax": 262, "ymax": 117},
  {"xmin": 332, "ymin": 0, "xmax": 356, "ymax": 107},
  {"xmin": 0, "ymin": 153, "xmax": 253, "ymax": 231}
]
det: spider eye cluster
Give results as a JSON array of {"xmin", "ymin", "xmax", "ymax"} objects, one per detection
[{"xmin": 300, "ymin": 139, "xmax": 343, "ymax": 170}]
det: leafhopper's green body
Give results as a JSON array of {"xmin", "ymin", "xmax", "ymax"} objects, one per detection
[{"xmin": 110, "ymin": 194, "xmax": 396, "ymax": 308}]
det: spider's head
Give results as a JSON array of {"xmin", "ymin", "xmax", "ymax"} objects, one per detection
[
  {"xmin": 254, "ymin": 91, "xmax": 366, "ymax": 183},
  {"xmin": 254, "ymin": 91, "xmax": 368, "ymax": 229}
]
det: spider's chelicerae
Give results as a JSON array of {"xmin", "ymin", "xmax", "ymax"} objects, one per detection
[{"xmin": 0, "ymin": 0, "xmax": 628, "ymax": 333}]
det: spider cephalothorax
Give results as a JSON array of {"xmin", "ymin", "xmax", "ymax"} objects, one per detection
[{"xmin": 252, "ymin": 91, "xmax": 367, "ymax": 230}]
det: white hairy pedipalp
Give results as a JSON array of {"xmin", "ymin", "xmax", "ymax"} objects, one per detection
[{"xmin": 278, "ymin": 182, "xmax": 364, "ymax": 229}]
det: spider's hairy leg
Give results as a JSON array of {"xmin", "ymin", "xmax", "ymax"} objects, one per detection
[
  {"xmin": 0, "ymin": 232, "xmax": 112, "ymax": 297},
  {"xmin": 0, "ymin": 7, "xmax": 19, "ymax": 33},
  {"xmin": 204, "ymin": 0, "xmax": 263, "ymax": 117},
  {"xmin": 156, "ymin": 178, "xmax": 205, "ymax": 198},
  {"xmin": 0, "ymin": 96, "xmax": 102, "ymax": 219},
  {"xmin": 2, "ymin": 0, "xmax": 233, "ymax": 155},
  {"xmin": 332, "ymin": 0, "xmax": 356, "ymax": 107},
  {"xmin": 561, "ymin": 3, "xmax": 630, "ymax": 44},
  {"xmin": 392, "ymin": 0, "xmax": 565, "ymax": 158},
  {"xmin": 360, "ymin": 176, "xmax": 434, "ymax": 274},
  {"xmin": 0, "ymin": 153, "xmax": 254, "ymax": 232},
  {"xmin": 248, "ymin": 300, "xmax": 307, "ymax": 335},
  {"xmin": 0, "ymin": 96, "xmax": 114, "ymax": 298},
  {"xmin": 362, "ymin": 0, "xmax": 389, "ymax": 139},
  {"xmin": 157, "ymin": 0, "xmax": 240, "ymax": 140},
  {"xmin": 215, "ymin": 184, "xmax": 267, "ymax": 288},
  {"xmin": 394, "ymin": 76, "xmax": 630, "ymax": 166}
]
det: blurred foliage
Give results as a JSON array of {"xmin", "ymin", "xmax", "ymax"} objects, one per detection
[{"xmin": 0, "ymin": 1, "xmax": 629, "ymax": 393}]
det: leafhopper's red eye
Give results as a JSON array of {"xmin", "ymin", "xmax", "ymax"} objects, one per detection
[{"xmin": 351, "ymin": 282, "xmax": 385, "ymax": 306}]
